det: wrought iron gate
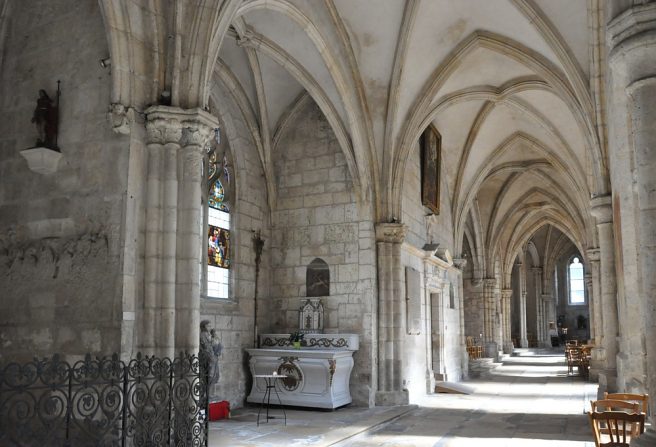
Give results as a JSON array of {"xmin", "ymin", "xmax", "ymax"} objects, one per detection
[{"xmin": 0, "ymin": 352, "xmax": 208, "ymax": 446}]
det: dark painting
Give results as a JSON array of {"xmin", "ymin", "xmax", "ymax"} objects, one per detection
[{"xmin": 421, "ymin": 125, "xmax": 441, "ymax": 214}]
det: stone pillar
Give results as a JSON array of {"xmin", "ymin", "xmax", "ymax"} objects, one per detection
[
  {"xmin": 375, "ymin": 223, "xmax": 409, "ymax": 405},
  {"xmin": 517, "ymin": 262, "xmax": 528, "ymax": 348},
  {"xmin": 586, "ymin": 249, "xmax": 602, "ymax": 351},
  {"xmin": 584, "ymin": 272, "xmax": 594, "ymax": 342},
  {"xmin": 541, "ymin": 294, "xmax": 555, "ymax": 328},
  {"xmin": 482, "ymin": 278, "xmax": 498, "ymax": 358},
  {"xmin": 501, "ymin": 289, "xmax": 513, "ymax": 354},
  {"xmin": 141, "ymin": 106, "xmax": 217, "ymax": 357},
  {"xmin": 590, "ymin": 195, "xmax": 619, "ymax": 393},
  {"xmin": 606, "ymin": 6, "xmax": 656, "ymax": 442},
  {"xmin": 453, "ymin": 258, "xmax": 468, "ymax": 376},
  {"xmin": 626, "ymin": 76, "xmax": 656, "ymax": 442},
  {"xmin": 532, "ymin": 267, "xmax": 544, "ymax": 346},
  {"xmin": 541, "ymin": 294, "xmax": 555, "ymax": 347}
]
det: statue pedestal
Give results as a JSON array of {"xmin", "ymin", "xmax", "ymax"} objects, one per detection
[{"xmin": 20, "ymin": 147, "xmax": 62, "ymax": 174}]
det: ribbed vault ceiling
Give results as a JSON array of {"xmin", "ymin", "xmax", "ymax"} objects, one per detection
[{"xmin": 208, "ymin": 0, "xmax": 604, "ymax": 279}]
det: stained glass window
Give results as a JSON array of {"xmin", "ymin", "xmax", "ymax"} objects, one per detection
[
  {"xmin": 207, "ymin": 164, "xmax": 230, "ymax": 299},
  {"xmin": 568, "ymin": 257, "xmax": 584, "ymax": 304}
]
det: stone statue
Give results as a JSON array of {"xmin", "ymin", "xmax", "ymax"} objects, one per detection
[
  {"xmin": 200, "ymin": 319, "xmax": 222, "ymax": 386},
  {"xmin": 31, "ymin": 89, "xmax": 59, "ymax": 150}
]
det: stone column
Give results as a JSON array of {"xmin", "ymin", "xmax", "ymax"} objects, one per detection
[
  {"xmin": 482, "ymin": 278, "xmax": 498, "ymax": 358},
  {"xmin": 584, "ymin": 272, "xmax": 594, "ymax": 342},
  {"xmin": 141, "ymin": 106, "xmax": 217, "ymax": 357},
  {"xmin": 607, "ymin": 6, "xmax": 656, "ymax": 441},
  {"xmin": 626, "ymin": 76, "xmax": 656, "ymax": 442},
  {"xmin": 541, "ymin": 294, "xmax": 555, "ymax": 348},
  {"xmin": 501, "ymin": 289, "xmax": 513, "ymax": 354},
  {"xmin": 453, "ymin": 258, "xmax": 468, "ymax": 376},
  {"xmin": 590, "ymin": 195, "xmax": 619, "ymax": 394},
  {"xmin": 517, "ymin": 262, "xmax": 528, "ymax": 348},
  {"xmin": 532, "ymin": 267, "xmax": 544, "ymax": 346},
  {"xmin": 586, "ymin": 249, "xmax": 602, "ymax": 348},
  {"xmin": 375, "ymin": 223, "xmax": 409, "ymax": 405},
  {"xmin": 143, "ymin": 113, "xmax": 182, "ymax": 358}
]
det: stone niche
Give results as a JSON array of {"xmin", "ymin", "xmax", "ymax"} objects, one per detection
[{"xmin": 306, "ymin": 258, "xmax": 329, "ymax": 297}]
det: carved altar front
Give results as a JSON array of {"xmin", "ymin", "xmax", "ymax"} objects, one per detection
[{"xmin": 247, "ymin": 333, "xmax": 359, "ymax": 409}]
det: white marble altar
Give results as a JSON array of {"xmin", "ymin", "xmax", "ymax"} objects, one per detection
[{"xmin": 247, "ymin": 333, "xmax": 359, "ymax": 409}]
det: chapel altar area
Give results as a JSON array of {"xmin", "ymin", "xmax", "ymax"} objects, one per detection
[{"xmin": 247, "ymin": 333, "xmax": 359, "ymax": 409}]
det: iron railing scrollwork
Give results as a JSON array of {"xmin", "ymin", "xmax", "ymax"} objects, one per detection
[{"xmin": 0, "ymin": 352, "xmax": 209, "ymax": 446}]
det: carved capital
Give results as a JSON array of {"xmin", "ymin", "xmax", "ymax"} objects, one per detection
[
  {"xmin": 375, "ymin": 223, "xmax": 408, "ymax": 244},
  {"xmin": 145, "ymin": 106, "xmax": 219, "ymax": 149},
  {"xmin": 453, "ymin": 258, "xmax": 467, "ymax": 269},
  {"xmin": 501, "ymin": 289, "xmax": 513, "ymax": 300},
  {"xmin": 590, "ymin": 195, "xmax": 613, "ymax": 224},
  {"xmin": 586, "ymin": 248, "xmax": 601, "ymax": 262}
]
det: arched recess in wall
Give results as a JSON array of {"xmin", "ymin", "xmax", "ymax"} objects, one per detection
[
  {"xmin": 306, "ymin": 258, "xmax": 330, "ymax": 297},
  {"xmin": 232, "ymin": 0, "xmax": 375, "ymax": 209}
]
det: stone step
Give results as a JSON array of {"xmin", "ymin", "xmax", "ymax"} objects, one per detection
[{"xmin": 468, "ymin": 357, "xmax": 502, "ymax": 379}]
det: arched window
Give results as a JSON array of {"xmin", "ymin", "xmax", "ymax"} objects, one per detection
[
  {"xmin": 568, "ymin": 257, "xmax": 585, "ymax": 304},
  {"xmin": 206, "ymin": 129, "xmax": 231, "ymax": 299}
]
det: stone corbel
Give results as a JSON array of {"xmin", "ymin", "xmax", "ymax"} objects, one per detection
[
  {"xmin": 586, "ymin": 248, "xmax": 601, "ymax": 263},
  {"xmin": 590, "ymin": 195, "xmax": 613, "ymax": 224},
  {"xmin": 108, "ymin": 103, "xmax": 140, "ymax": 135}
]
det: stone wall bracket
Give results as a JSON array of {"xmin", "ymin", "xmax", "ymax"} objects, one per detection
[{"xmin": 20, "ymin": 147, "xmax": 63, "ymax": 175}]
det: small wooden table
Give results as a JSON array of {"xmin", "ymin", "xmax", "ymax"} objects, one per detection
[{"xmin": 253, "ymin": 374, "xmax": 287, "ymax": 426}]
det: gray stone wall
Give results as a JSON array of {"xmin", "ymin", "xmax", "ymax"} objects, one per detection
[
  {"xmin": 270, "ymin": 100, "xmax": 376, "ymax": 406},
  {"xmin": 200, "ymin": 83, "xmax": 272, "ymax": 407},
  {"xmin": 401, "ymin": 138, "xmax": 464, "ymax": 396},
  {"xmin": 0, "ymin": 1, "xmax": 125, "ymax": 362}
]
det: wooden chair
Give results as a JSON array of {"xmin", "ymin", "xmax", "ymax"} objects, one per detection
[
  {"xmin": 603, "ymin": 393, "xmax": 649, "ymax": 415},
  {"xmin": 588, "ymin": 410, "xmax": 645, "ymax": 447},
  {"xmin": 466, "ymin": 336, "xmax": 483, "ymax": 359},
  {"xmin": 591, "ymin": 399, "xmax": 640, "ymax": 413},
  {"xmin": 566, "ymin": 346, "xmax": 582, "ymax": 375}
]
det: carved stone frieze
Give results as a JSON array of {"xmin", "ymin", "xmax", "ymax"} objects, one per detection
[{"xmin": 0, "ymin": 222, "xmax": 108, "ymax": 278}]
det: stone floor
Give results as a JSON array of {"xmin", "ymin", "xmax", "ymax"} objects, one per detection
[{"xmin": 209, "ymin": 349, "xmax": 598, "ymax": 446}]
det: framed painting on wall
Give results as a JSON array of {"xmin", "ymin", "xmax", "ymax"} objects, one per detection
[{"xmin": 420, "ymin": 125, "xmax": 441, "ymax": 214}]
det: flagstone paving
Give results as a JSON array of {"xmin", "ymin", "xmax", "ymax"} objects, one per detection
[{"xmin": 210, "ymin": 349, "xmax": 598, "ymax": 446}]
